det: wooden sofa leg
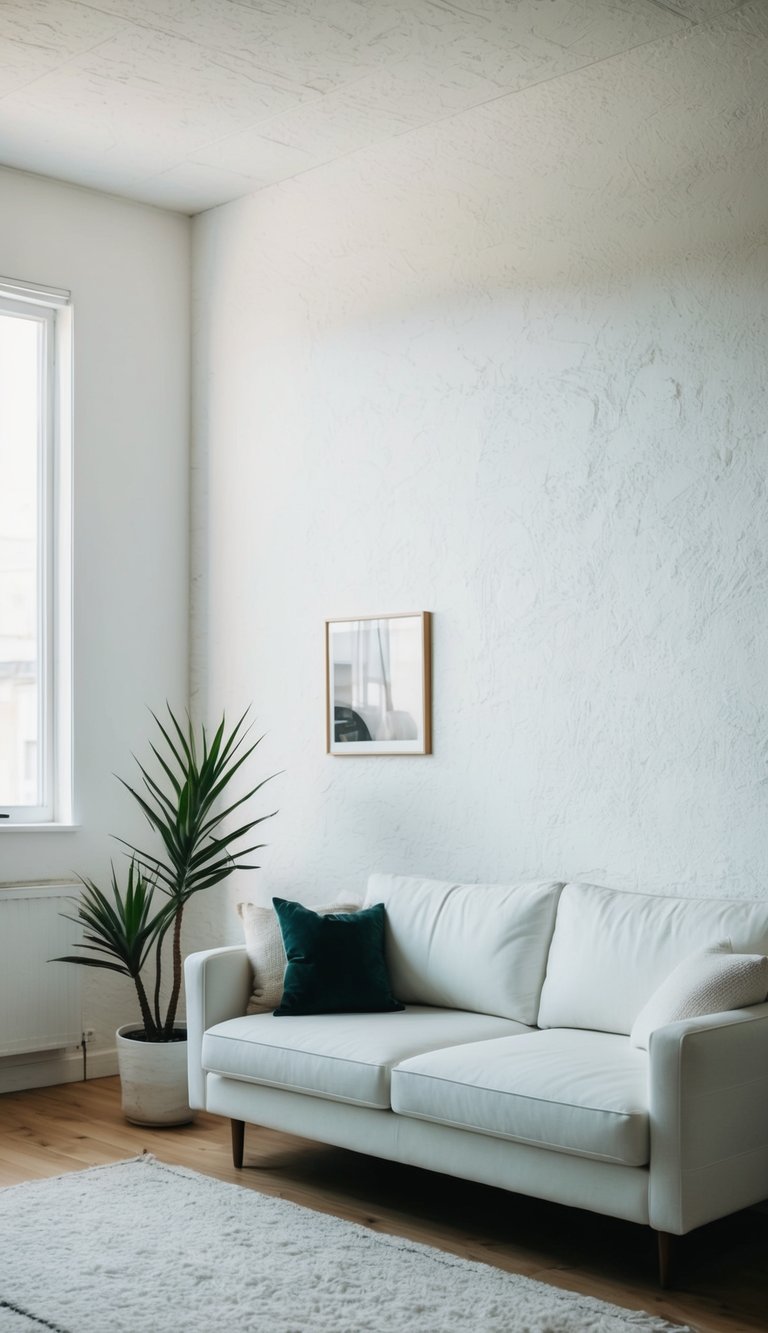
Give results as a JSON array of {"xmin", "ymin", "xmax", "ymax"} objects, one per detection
[
  {"xmin": 231, "ymin": 1119, "xmax": 245, "ymax": 1168},
  {"xmin": 656, "ymin": 1230, "xmax": 673, "ymax": 1288}
]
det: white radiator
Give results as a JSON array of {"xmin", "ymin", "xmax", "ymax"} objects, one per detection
[{"xmin": 0, "ymin": 882, "xmax": 83, "ymax": 1056}]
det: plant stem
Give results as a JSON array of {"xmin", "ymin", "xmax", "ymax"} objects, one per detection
[
  {"xmin": 153, "ymin": 932, "xmax": 163, "ymax": 1032},
  {"xmin": 135, "ymin": 972, "xmax": 158, "ymax": 1040},
  {"xmin": 164, "ymin": 904, "xmax": 184, "ymax": 1037}
]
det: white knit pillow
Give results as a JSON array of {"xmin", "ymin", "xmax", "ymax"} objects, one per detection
[
  {"xmin": 630, "ymin": 943, "xmax": 768, "ymax": 1050},
  {"xmin": 238, "ymin": 901, "xmax": 360, "ymax": 1013}
]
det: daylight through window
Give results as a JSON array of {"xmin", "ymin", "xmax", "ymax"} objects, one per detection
[{"xmin": 0, "ymin": 279, "xmax": 72, "ymax": 823}]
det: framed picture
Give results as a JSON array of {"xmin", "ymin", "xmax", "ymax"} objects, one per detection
[{"xmin": 326, "ymin": 612, "xmax": 431, "ymax": 755}]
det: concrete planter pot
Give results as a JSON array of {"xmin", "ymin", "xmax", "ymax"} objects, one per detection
[{"xmin": 115, "ymin": 1024, "xmax": 195, "ymax": 1127}]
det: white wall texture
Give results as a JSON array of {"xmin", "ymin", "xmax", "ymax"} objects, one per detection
[
  {"xmin": 0, "ymin": 169, "xmax": 191, "ymax": 1085},
  {"xmin": 192, "ymin": 3, "xmax": 768, "ymax": 934}
]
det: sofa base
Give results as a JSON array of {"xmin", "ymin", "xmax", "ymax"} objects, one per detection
[{"xmin": 206, "ymin": 1073, "xmax": 650, "ymax": 1226}]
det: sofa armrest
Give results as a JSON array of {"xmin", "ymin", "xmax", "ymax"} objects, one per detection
[
  {"xmin": 648, "ymin": 1001, "xmax": 768, "ymax": 1235},
  {"xmin": 184, "ymin": 947, "xmax": 252, "ymax": 1110}
]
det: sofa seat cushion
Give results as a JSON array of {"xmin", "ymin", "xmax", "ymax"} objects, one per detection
[
  {"xmin": 202, "ymin": 1007, "xmax": 526, "ymax": 1110},
  {"xmin": 391, "ymin": 1029, "xmax": 649, "ymax": 1166}
]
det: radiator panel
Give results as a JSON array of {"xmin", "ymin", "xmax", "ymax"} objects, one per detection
[{"xmin": 0, "ymin": 884, "xmax": 82, "ymax": 1056}]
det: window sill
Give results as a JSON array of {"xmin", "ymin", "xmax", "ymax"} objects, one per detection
[{"xmin": 0, "ymin": 823, "xmax": 81, "ymax": 833}]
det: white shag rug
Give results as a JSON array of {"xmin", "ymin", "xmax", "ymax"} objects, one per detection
[{"xmin": 0, "ymin": 1157, "xmax": 691, "ymax": 1333}]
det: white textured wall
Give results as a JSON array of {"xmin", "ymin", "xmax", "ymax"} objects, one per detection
[
  {"xmin": 0, "ymin": 169, "xmax": 191, "ymax": 1078},
  {"xmin": 192, "ymin": 4, "xmax": 768, "ymax": 931}
]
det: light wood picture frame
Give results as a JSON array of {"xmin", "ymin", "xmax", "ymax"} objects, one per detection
[{"xmin": 325, "ymin": 612, "xmax": 432, "ymax": 755}]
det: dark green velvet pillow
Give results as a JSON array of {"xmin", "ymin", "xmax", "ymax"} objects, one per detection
[{"xmin": 272, "ymin": 898, "xmax": 404, "ymax": 1017}]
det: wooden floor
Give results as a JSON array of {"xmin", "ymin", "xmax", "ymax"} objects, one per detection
[{"xmin": 0, "ymin": 1077, "xmax": 766, "ymax": 1333}]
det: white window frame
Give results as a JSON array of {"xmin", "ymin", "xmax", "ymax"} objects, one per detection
[{"xmin": 0, "ymin": 277, "xmax": 73, "ymax": 827}]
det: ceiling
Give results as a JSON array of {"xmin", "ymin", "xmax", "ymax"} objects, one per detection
[{"xmin": 0, "ymin": 0, "xmax": 752, "ymax": 214}]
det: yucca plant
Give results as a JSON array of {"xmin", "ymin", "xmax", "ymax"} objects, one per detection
[
  {"xmin": 59, "ymin": 860, "xmax": 170, "ymax": 1038},
  {"xmin": 56, "ymin": 707, "xmax": 276, "ymax": 1041}
]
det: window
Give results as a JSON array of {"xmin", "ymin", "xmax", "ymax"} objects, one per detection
[{"xmin": 0, "ymin": 278, "xmax": 72, "ymax": 824}]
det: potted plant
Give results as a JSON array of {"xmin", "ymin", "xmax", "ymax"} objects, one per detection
[{"xmin": 55, "ymin": 707, "xmax": 276, "ymax": 1126}]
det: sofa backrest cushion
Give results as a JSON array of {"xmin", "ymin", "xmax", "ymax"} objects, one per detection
[
  {"xmin": 537, "ymin": 882, "xmax": 768, "ymax": 1035},
  {"xmin": 364, "ymin": 874, "xmax": 564, "ymax": 1024}
]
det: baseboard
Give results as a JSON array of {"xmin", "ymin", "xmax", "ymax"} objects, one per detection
[{"xmin": 0, "ymin": 1046, "xmax": 118, "ymax": 1094}]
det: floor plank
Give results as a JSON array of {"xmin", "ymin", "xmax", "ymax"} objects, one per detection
[{"xmin": 1, "ymin": 1076, "xmax": 766, "ymax": 1331}]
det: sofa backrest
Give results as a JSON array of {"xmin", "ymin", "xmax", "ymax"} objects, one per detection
[
  {"xmin": 537, "ymin": 881, "xmax": 768, "ymax": 1035},
  {"xmin": 365, "ymin": 873, "xmax": 564, "ymax": 1025}
]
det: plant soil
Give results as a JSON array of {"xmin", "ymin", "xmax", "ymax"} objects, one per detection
[{"xmin": 123, "ymin": 1029, "xmax": 188, "ymax": 1044}]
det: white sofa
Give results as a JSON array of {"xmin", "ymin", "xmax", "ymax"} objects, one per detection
[{"xmin": 185, "ymin": 876, "xmax": 768, "ymax": 1282}]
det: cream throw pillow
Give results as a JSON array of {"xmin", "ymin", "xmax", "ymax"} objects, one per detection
[
  {"xmin": 238, "ymin": 901, "xmax": 360, "ymax": 1013},
  {"xmin": 630, "ymin": 942, "xmax": 768, "ymax": 1050}
]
